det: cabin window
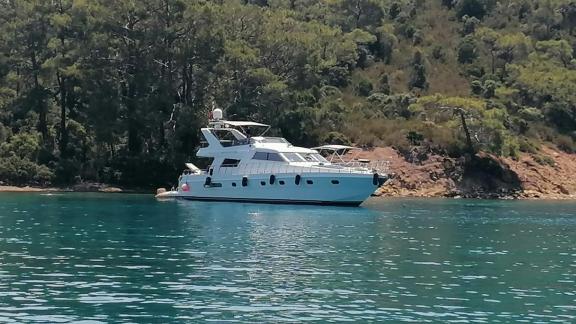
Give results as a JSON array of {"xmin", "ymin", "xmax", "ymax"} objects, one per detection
[
  {"xmin": 221, "ymin": 159, "xmax": 240, "ymax": 167},
  {"xmin": 306, "ymin": 180, "xmax": 314, "ymax": 185},
  {"xmin": 252, "ymin": 152, "xmax": 285, "ymax": 162},
  {"xmin": 279, "ymin": 180, "xmax": 285, "ymax": 185},
  {"xmin": 331, "ymin": 180, "xmax": 340, "ymax": 185},
  {"xmin": 253, "ymin": 152, "xmax": 268, "ymax": 160},
  {"xmin": 260, "ymin": 181, "xmax": 266, "ymax": 186},
  {"xmin": 232, "ymin": 182, "xmax": 237, "ymax": 187},
  {"xmin": 282, "ymin": 152, "xmax": 305, "ymax": 162},
  {"xmin": 267, "ymin": 153, "xmax": 284, "ymax": 161}
]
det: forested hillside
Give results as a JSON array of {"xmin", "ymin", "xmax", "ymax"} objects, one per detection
[{"xmin": 0, "ymin": 0, "xmax": 575, "ymax": 188}]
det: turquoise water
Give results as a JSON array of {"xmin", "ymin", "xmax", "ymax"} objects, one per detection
[{"xmin": 0, "ymin": 194, "xmax": 575, "ymax": 322}]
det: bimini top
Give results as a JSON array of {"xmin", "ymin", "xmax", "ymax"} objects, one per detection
[{"xmin": 312, "ymin": 145, "xmax": 357, "ymax": 152}]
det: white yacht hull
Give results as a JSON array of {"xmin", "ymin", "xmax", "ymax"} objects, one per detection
[{"xmin": 176, "ymin": 173, "xmax": 379, "ymax": 206}]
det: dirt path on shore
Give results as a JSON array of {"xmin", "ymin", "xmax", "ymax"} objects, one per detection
[{"xmin": 0, "ymin": 186, "xmax": 55, "ymax": 192}]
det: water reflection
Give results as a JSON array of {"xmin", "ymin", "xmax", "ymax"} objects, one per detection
[{"xmin": 0, "ymin": 194, "xmax": 575, "ymax": 322}]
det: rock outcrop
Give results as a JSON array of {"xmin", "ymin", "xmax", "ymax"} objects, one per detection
[{"xmin": 359, "ymin": 146, "xmax": 576, "ymax": 199}]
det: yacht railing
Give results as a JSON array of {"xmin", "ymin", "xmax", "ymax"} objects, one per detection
[
  {"xmin": 333, "ymin": 160, "xmax": 390, "ymax": 174},
  {"xmin": 185, "ymin": 161, "xmax": 390, "ymax": 177}
]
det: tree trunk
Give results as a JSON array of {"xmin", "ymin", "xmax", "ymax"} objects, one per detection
[
  {"xmin": 58, "ymin": 73, "xmax": 69, "ymax": 158},
  {"xmin": 126, "ymin": 89, "xmax": 141, "ymax": 154},
  {"xmin": 458, "ymin": 109, "xmax": 474, "ymax": 153},
  {"xmin": 31, "ymin": 51, "xmax": 48, "ymax": 142},
  {"xmin": 490, "ymin": 50, "xmax": 495, "ymax": 74}
]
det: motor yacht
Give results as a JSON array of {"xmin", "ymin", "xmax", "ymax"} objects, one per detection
[{"xmin": 156, "ymin": 109, "xmax": 388, "ymax": 206}]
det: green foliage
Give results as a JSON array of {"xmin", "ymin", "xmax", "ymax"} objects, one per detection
[
  {"xmin": 0, "ymin": 156, "xmax": 54, "ymax": 185},
  {"xmin": 378, "ymin": 74, "xmax": 391, "ymax": 95},
  {"xmin": 0, "ymin": 0, "xmax": 575, "ymax": 188},
  {"xmin": 409, "ymin": 51, "xmax": 428, "ymax": 90},
  {"xmin": 556, "ymin": 135, "xmax": 576, "ymax": 153},
  {"xmin": 355, "ymin": 78, "xmax": 373, "ymax": 97},
  {"xmin": 322, "ymin": 131, "xmax": 352, "ymax": 146},
  {"xmin": 458, "ymin": 36, "xmax": 478, "ymax": 63},
  {"xmin": 533, "ymin": 154, "xmax": 555, "ymax": 166},
  {"xmin": 407, "ymin": 131, "xmax": 424, "ymax": 145},
  {"xmin": 457, "ymin": 0, "xmax": 491, "ymax": 19}
]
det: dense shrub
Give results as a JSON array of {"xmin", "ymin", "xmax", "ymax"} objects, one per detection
[
  {"xmin": 556, "ymin": 135, "xmax": 576, "ymax": 153},
  {"xmin": 0, "ymin": 156, "xmax": 55, "ymax": 185}
]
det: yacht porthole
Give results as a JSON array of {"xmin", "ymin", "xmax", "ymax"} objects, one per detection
[
  {"xmin": 306, "ymin": 180, "xmax": 313, "ymax": 185},
  {"xmin": 260, "ymin": 181, "xmax": 266, "ymax": 186},
  {"xmin": 279, "ymin": 180, "xmax": 285, "ymax": 185},
  {"xmin": 232, "ymin": 182, "xmax": 237, "ymax": 187},
  {"xmin": 331, "ymin": 180, "xmax": 340, "ymax": 185}
]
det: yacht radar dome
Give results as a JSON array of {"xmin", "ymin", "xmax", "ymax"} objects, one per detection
[{"xmin": 212, "ymin": 108, "xmax": 223, "ymax": 120}]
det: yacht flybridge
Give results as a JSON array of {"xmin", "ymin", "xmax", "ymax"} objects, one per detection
[{"xmin": 156, "ymin": 109, "xmax": 388, "ymax": 206}]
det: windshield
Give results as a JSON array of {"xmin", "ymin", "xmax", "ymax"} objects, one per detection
[
  {"xmin": 312, "ymin": 153, "xmax": 329, "ymax": 163},
  {"xmin": 282, "ymin": 152, "xmax": 305, "ymax": 162},
  {"xmin": 257, "ymin": 137, "xmax": 290, "ymax": 144},
  {"xmin": 299, "ymin": 153, "xmax": 316, "ymax": 162},
  {"xmin": 282, "ymin": 152, "xmax": 328, "ymax": 163},
  {"xmin": 299, "ymin": 153, "xmax": 329, "ymax": 163}
]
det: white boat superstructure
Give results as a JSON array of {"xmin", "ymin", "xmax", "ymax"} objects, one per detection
[{"xmin": 160, "ymin": 109, "xmax": 388, "ymax": 206}]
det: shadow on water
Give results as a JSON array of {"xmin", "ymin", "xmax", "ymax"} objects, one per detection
[{"xmin": 0, "ymin": 193, "xmax": 575, "ymax": 322}]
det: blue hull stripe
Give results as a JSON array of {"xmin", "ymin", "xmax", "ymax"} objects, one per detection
[{"xmin": 178, "ymin": 196, "xmax": 363, "ymax": 207}]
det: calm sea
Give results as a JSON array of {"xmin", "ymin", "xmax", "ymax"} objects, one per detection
[{"xmin": 0, "ymin": 193, "xmax": 575, "ymax": 322}]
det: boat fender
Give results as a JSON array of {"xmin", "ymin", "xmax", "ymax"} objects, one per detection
[
  {"xmin": 295, "ymin": 174, "xmax": 301, "ymax": 185},
  {"xmin": 205, "ymin": 177, "xmax": 212, "ymax": 186},
  {"xmin": 242, "ymin": 176, "xmax": 248, "ymax": 187},
  {"xmin": 270, "ymin": 174, "xmax": 276, "ymax": 185},
  {"xmin": 181, "ymin": 183, "xmax": 190, "ymax": 192},
  {"xmin": 372, "ymin": 173, "xmax": 379, "ymax": 186}
]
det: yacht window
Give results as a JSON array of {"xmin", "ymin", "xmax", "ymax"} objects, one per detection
[
  {"xmin": 221, "ymin": 159, "xmax": 240, "ymax": 167},
  {"xmin": 252, "ymin": 152, "xmax": 285, "ymax": 162},
  {"xmin": 267, "ymin": 153, "xmax": 284, "ymax": 161},
  {"xmin": 299, "ymin": 153, "xmax": 317, "ymax": 162},
  {"xmin": 282, "ymin": 152, "xmax": 305, "ymax": 162},
  {"xmin": 253, "ymin": 152, "xmax": 268, "ymax": 160},
  {"xmin": 259, "ymin": 137, "xmax": 290, "ymax": 144}
]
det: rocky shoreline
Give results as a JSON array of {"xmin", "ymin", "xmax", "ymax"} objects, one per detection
[
  {"xmin": 0, "ymin": 183, "xmax": 124, "ymax": 193},
  {"xmin": 366, "ymin": 146, "xmax": 576, "ymax": 200}
]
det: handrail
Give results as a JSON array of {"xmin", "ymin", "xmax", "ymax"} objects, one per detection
[
  {"xmin": 333, "ymin": 160, "xmax": 390, "ymax": 173},
  {"xmin": 181, "ymin": 160, "xmax": 389, "ymax": 178}
]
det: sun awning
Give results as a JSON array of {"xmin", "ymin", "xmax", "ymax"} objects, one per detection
[
  {"xmin": 312, "ymin": 145, "xmax": 357, "ymax": 151},
  {"xmin": 223, "ymin": 121, "xmax": 269, "ymax": 127},
  {"xmin": 185, "ymin": 163, "xmax": 201, "ymax": 173}
]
